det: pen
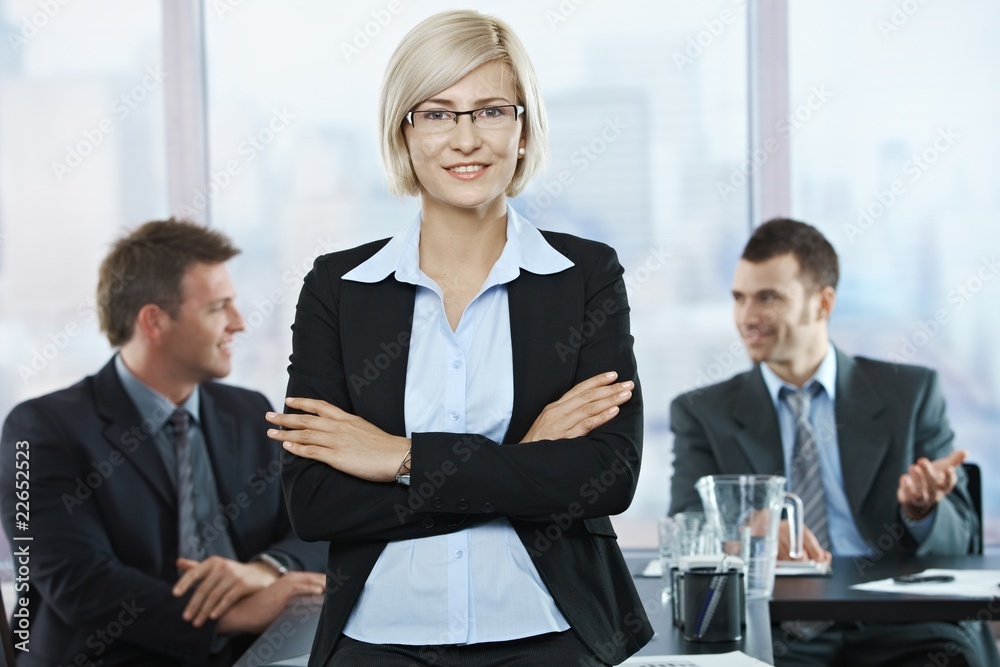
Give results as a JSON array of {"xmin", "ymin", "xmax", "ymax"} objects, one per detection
[
  {"xmin": 893, "ymin": 574, "xmax": 955, "ymax": 584},
  {"xmin": 693, "ymin": 557, "xmax": 729, "ymax": 638}
]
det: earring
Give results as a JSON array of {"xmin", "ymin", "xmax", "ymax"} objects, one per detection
[{"xmin": 518, "ymin": 147, "xmax": 526, "ymax": 156}]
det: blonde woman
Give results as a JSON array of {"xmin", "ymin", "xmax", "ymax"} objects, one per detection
[{"xmin": 267, "ymin": 10, "xmax": 651, "ymax": 666}]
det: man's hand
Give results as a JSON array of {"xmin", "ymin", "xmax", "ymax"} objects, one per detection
[
  {"xmin": 897, "ymin": 449, "xmax": 967, "ymax": 522},
  {"xmin": 520, "ymin": 371, "xmax": 634, "ymax": 443},
  {"xmin": 217, "ymin": 572, "xmax": 326, "ymax": 635},
  {"xmin": 173, "ymin": 557, "xmax": 279, "ymax": 627},
  {"xmin": 777, "ymin": 519, "xmax": 831, "ymax": 563}
]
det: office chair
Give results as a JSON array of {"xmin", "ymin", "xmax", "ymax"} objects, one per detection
[{"xmin": 963, "ymin": 462, "xmax": 983, "ymax": 555}]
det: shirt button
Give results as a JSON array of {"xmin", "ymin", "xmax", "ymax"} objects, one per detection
[
  {"xmin": 449, "ymin": 411, "xmax": 460, "ymax": 421},
  {"xmin": 432, "ymin": 497, "xmax": 444, "ymax": 510},
  {"xmin": 481, "ymin": 502, "xmax": 494, "ymax": 513},
  {"xmin": 454, "ymin": 550, "xmax": 463, "ymax": 559},
  {"xmin": 422, "ymin": 518, "xmax": 436, "ymax": 529},
  {"xmin": 457, "ymin": 499, "xmax": 470, "ymax": 511},
  {"xmin": 452, "ymin": 360, "xmax": 462, "ymax": 369}
]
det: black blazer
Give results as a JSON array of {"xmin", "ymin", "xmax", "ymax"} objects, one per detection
[
  {"xmin": 669, "ymin": 348, "xmax": 979, "ymax": 557},
  {"xmin": 282, "ymin": 230, "xmax": 653, "ymax": 666},
  {"xmin": 0, "ymin": 359, "xmax": 326, "ymax": 666}
]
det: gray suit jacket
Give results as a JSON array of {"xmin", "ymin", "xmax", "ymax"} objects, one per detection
[{"xmin": 669, "ymin": 348, "xmax": 979, "ymax": 557}]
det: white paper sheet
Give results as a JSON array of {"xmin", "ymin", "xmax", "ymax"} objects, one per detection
[
  {"xmin": 774, "ymin": 560, "xmax": 832, "ymax": 576},
  {"xmin": 851, "ymin": 568, "xmax": 1000, "ymax": 598},
  {"xmin": 642, "ymin": 558, "xmax": 829, "ymax": 578},
  {"xmin": 616, "ymin": 651, "xmax": 770, "ymax": 666}
]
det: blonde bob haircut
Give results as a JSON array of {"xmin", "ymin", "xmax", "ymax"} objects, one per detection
[{"xmin": 379, "ymin": 10, "xmax": 548, "ymax": 198}]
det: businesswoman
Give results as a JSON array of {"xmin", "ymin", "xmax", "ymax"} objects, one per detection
[{"xmin": 266, "ymin": 10, "xmax": 651, "ymax": 666}]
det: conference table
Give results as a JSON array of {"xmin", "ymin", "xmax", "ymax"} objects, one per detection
[
  {"xmin": 770, "ymin": 554, "xmax": 1000, "ymax": 623},
  {"xmin": 236, "ymin": 551, "xmax": 1000, "ymax": 666},
  {"xmin": 236, "ymin": 549, "xmax": 773, "ymax": 666}
]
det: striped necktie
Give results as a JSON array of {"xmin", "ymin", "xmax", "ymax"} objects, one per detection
[
  {"xmin": 169, "ymin": 409, "xmax": 206, "ymax": 560},
  {"xmin": 781, "ymin": 384, "xmax": 830, "ymax": 551}
]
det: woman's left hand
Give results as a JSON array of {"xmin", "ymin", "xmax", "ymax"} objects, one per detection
[{"xmin": 265, "ymin": 397, "xmax": 411, "ymax": 482}]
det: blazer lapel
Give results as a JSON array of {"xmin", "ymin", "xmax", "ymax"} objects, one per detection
[
  {"xmin": 340, "ymin": 278, "xmax": 414, "ymax": 437},
  {"xmin": 732, "ymin": 367, "xmax": 785, "ymax": 477},
  {"xmin": 199, "ymin": 387, "xmax": 250, "ymax": 554},
  {"xmin": 834, "ymin": 350, "xmax": 892, "ymax": 519},
  {"xmin": 199, "ymin": 389, "xmax": 240, "ymax": 501},
  {"xmin": 93, "ymin": 359, "xmax": 176, "ymax": 510},
  {"xmin": 506, "ymin": 268, "xmax": 578, "ymax": 443}
]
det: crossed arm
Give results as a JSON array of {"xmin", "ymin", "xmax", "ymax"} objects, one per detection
[{"xmin": 276, "ymin": 246, "xmax": 642, "ymax": 544}]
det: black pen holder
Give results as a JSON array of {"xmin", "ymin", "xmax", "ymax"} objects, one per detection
[{"xmin": 672, "ymin": 567, "xmax": 745, "ymax": 642}]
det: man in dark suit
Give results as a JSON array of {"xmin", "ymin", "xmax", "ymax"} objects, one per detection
[
  {"xmin": 0, "ymin": 220, "xmax": 326, "ymax": 666},
  {"xmin": 669, "ymin": 218, "xmax": 993, "ymax": 666}
]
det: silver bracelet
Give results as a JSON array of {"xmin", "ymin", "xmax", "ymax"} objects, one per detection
[{"xmin": 395, "ymin": 446, "xmax": 412, "ymax": 486}]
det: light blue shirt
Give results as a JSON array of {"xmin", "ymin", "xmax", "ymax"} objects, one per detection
[{"xmin": 341, "ymin": 205, "xmax": 574, "ymax": 645}]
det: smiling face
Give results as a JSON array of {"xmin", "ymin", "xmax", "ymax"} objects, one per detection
[
  {"xmin": 732, "ymin": 253, "xmax": 834, "ymax": 381},
  {"xmin": 158, "ymin": 262, "xmax": 245, "ymax": 385},
  {"xmin": 403, "ymin": 60, "xmax": 524, "ymax": 220}
]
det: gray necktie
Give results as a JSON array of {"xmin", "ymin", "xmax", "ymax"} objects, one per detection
[
  {"xmin": 169, "ymin": 409, "xmax": 205, "ymax": 560},
  {"xmin": 781, "ymin": 384, "xmax": 830, "ymax": 551}
]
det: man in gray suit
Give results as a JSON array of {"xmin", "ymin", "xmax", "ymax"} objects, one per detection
[{"xmin": 669, "ymin": 218, "xmax": 992, "ymax": 666}]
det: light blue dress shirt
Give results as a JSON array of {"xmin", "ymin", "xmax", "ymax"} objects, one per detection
[
  {"xmin": 341, "ymin": 205, "xmax": 574, "ymax": 645},
  {"xmin": 759, "ymin": 345, "xmax": 933, "ymax": 556}
]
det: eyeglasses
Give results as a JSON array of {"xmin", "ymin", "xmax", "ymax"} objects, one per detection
[{"xmin": 405, "ymin": 105, "xmax": 525, "ymax": 133}]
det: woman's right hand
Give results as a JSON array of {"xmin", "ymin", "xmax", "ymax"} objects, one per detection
[{"xmin": 519, "ymin": 371, "xmax": 634, "ymax": 443}]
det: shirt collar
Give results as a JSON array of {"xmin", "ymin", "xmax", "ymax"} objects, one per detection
[
  {"xmin": 114, "ymin": 353, "xmax": 201, "ymax": 433},
  {"xmin": 760, "ymin": 343, "xmax": 838, "ymax": 409},
  {"xmin": 341, "ymin": 204, "xmax": 574, "ymax": 285}
]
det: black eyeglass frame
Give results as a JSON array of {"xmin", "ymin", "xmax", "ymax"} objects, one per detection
[{"xmin": 404, "ymin": 104, "xmax": 526, "ymax": 127}]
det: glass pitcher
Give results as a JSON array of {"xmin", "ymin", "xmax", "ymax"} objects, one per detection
[{"xmin": 695, "ymin": 474, "xmax": 803, "ymax": 599}]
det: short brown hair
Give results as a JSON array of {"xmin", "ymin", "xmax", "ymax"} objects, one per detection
[
  {"xmin": 97, "ymin": 219, "xmax": 240, "ymax": 346},
  {"xmin": 742, "ymin": 218, "xmax": 839, "ymax": 290}
]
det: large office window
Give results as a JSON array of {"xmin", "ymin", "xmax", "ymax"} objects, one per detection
[
  {"xmin": 204, "ymin": 1, "xmax": 750, "ymax": 544},
  {"xmin": 788, "ymin": 0, "xmax": 1000, "ymax": 541},
  {"xmin": 0, "ymin": 0, "xmax": 166, "ymax": 604},
  {"xmin": 0, "ymin": 1, "xmax": 993, "ymax": 583}
]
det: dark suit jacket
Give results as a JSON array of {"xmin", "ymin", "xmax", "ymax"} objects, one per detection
[
  {"xmin": 669, "ymin": 348, "xmax": 979, "ymax": 557},
  {"xmin": 0, "ymin": 360, "xmax": 326, "ymax": 667},
  {"xmin": 281, "ymin": 231, "xmax": 653, "ymax": 666}
]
